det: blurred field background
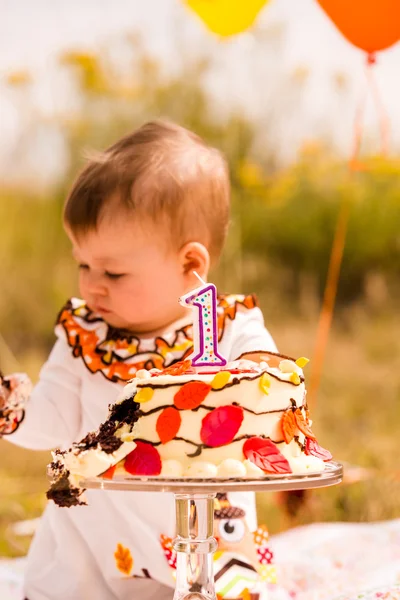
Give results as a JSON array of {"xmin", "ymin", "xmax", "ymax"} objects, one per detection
[{"xmin": 1, "ymin": 8, "xmax": 400, "ymax": 558}]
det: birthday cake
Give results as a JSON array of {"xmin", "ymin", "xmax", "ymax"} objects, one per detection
[
  {"xmin": 47, "ymin": 354, "xmax": 332, "ymax": 507},
  {"xmin": 47, "ymin": 281, "xmax": 332, "ymax": 507}
]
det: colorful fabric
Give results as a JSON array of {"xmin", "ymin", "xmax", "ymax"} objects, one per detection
[{"xmin": 57, "ymin": 295, "xmax": 258, "ymax": 383}]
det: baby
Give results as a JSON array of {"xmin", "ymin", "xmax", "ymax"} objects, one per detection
[{"xmin": 0, "ymin": 120, "xmax": 277, "ymax": 600}]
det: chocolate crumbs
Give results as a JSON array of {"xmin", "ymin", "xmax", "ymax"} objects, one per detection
[
  {"xmin": 97, "ymin": 421, "xmax": 122, "ymax": 454},
  {"xmin": 46, "ymin": 471, "xmax": 86, "ymax": 508},
  {"xmin": 108, "ymin": 397, "xmax": 140, "ymax": 426}
]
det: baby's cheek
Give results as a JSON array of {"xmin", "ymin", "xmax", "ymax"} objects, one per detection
[{"xmin": 118, "ymin": 284, "xmax": 146, "ymax": 312}]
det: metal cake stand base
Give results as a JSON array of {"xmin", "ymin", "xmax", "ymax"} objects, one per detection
[{"xmin": 83, "ymin": 461, "xmax": 343, "ymax": 600}]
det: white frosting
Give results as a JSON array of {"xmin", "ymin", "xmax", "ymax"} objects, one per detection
[
  {"xmin": 216, "ymin": 459, "xmax": 247, "ymax": 478},
  {"xmin": 185, "ymin": 461, "xmax": 218, "ymax": 477},
  {"xmin": 244, "ymin": 459, "xmax": 265, "ymax": 477},
  {"xmin": 287, "ymin": 454, "xmax": 324, "ymax": 474},
  {"xmin": 56, "ymin": 441, "xmax": 136, "ymax": 480},
  {"xmin": 161, "ymin": 459, "xmax": 184, "ymax": 478},
  {"xmin": 279, "ymin": 359, "xmax": 303, "ymax": 375},
  {"xmin": 135, "ymin": 369, "xmax": 152, "ymax": 380}
]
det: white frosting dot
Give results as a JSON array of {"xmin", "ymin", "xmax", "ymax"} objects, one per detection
[
  {"xmin": 135, "ymin": 369, "xmax": 152, "ymax": 380},
  {"xmin": 289, "ymin": 455, "xmax": 325, "ymax": 474},
  {"xmin": 217, "ymin": 459, "xmax": 247, "ymax": 478},
  {"xmin": 161, "ymin": 460, "xmax": 184, "ymax": 478},
  {"xmin": 184, "ymin": 462, "xmax": 218, "ymax": 478},
  {"xmin": 244, "ymin": 459, "xmax": 265, "ymax": 477},
  {"xmin": 279, "ymin": 359, "xmax": 302, "ymax": 375}
]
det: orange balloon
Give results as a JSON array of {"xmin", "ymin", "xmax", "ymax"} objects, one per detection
[{"xmin": 317, "ymin": 0, "xmax": 400, "ymax": 54}]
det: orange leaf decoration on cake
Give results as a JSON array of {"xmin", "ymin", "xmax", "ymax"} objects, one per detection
[
  {"xmin": 114, "ymin": 543, "xmax": 133, "ymax": 575},
  {"xmin": 101, "ymin": 464, "xmax": 116, "ymax": 479},
  {"xmin": 156, "ymin": 407, "xmax": 182, "ymax": 444},
  {"xmin": 294, "ymin": 408, "xmax": 316, "ymax": 440},
  {"xmin": 281, "ymin": 409, "xmax": 297, "ymax": 444},
  {"xmin": 174, "ymin": 381, "xmax": 211, "ymax": 410},
  {"xmin": 158, "ymin": 359, "xmax": 192, "ymax": 376}
]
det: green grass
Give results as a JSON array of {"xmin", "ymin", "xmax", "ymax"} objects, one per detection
[{"xmin": 1, "ymin": 307, "xmax": 400, "ymax": 556}]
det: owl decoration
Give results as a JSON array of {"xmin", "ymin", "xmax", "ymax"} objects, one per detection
[{"xmin": 160, "ymin": 493, "xmax": 276, "ymax": 599}]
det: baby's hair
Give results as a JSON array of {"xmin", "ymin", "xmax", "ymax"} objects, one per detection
[{"xmin": 64, "ymin": 120, "xmax": 230, "ymax": 264}]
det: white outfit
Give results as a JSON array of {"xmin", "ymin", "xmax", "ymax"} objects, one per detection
[{"xmin": 4, "ymin": 296, "xmax": 277, "ymax": 600}]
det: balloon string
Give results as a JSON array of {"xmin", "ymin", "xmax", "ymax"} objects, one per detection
[
  {"xmin": 309, "ymin": 56, "xmax": 391, "ymax": 406},
  {"xmin": 365, "ymin": 60, "xmax": 390, "ymax": 156},
  {"xmin": 350, "ymin": 56, "xmax": 390, "ymax": 168},
  {"xmin": 349, "ymin": 80, "xmax": 368, "ymax": 170},
  {"xmin": 308, "ymin": 200, "xmax": 350, "ymax": 406}
]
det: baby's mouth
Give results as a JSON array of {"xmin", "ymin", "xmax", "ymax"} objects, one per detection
[{"xmin": 93, "ymin": 305, "xmax": 112, "ymax": 315}]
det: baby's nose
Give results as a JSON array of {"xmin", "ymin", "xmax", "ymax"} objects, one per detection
[{"xmin": 85, "ymin": 272, "xmax": 108, "ymax": 295}]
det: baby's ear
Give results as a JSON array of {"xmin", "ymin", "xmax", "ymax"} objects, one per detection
[{"xmin": 180, "ymin": 242, "xmax": 210, "ymax": 279}]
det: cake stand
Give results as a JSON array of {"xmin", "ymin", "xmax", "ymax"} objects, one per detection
[{"xmin": 83, "ymin": 461, "xmax": 342, "ymax": 600}]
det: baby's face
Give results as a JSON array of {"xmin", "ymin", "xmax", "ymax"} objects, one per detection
[{"xmin": 67, "ymin": 217, "xmax": 190, "ymax": 333}]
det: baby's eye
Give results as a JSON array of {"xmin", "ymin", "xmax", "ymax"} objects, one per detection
[
  {"xmin": 78, "ymin": 264, "xmax": 89, "ymax": 271},
  {"xmin": 105, "ymin": 271, "xmax": 125, "ymax": 280}
]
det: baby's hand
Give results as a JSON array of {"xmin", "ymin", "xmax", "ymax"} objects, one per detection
[{"xmin": 0, "ymin": 372, "xmax": 32, "ymax": 435}]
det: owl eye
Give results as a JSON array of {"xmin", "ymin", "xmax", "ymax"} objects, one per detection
[{"xmin": 218, "ymin": 519, "xmax": 245, "ymax": 543}]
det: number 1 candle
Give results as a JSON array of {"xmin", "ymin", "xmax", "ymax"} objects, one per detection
[{"xmin": 179, "ymin": 274, "xmax": 227, "ymax": 368}]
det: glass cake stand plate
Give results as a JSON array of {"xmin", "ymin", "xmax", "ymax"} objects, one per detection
[{"xmin": 83, "ymin": 461, "xmax": 343, "ymax": 600}]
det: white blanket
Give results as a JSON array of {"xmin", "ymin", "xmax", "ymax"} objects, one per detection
[{"xmin": 2, "ymin": 520, "xmax": 400, "ymax": 600}]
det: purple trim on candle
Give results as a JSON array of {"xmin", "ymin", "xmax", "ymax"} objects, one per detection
[{"xmin": 184, "ymin": 284, "xmax": 227, "ymax": 367}]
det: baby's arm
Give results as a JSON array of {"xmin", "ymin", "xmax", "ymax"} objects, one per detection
[{"xmin": 0, "ymin": 338, "xmax": 82, "ymax": 450}]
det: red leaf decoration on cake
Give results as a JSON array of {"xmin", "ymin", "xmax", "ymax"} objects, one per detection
[
  {"xmin": 156, "ymin": 407, "xmax": 182, "ymax": 444},
  {"xmin": 158, "ymin": 359, "xmax": 193, "ymax": 376},
  {"xmin": 305, "ymin": 437, "xmax": 332, "ymax": 461},
  {"xmin": 174, "ymin": 381, "xmax": 211, "ymax": 410},
  {"xmin": 101, "ymin": 465, "xmax": 116, "ymax": 479},
  {"xmin": 294, "ymin": 408, "xmax": 316, "ymax": 440},
  {"xmin": 243, "ymin": 437, "xmax": 292, "ymax": 474},
  {"xmin": 281, "ymin": 409, "xmax": 297, "ymax": 444},
  {"xmin": 200, "ymin": 405, "xmax": 244, "ymax": 447},
  {"xmin": 124, "ymin": 441, "xmax": 162, "ymax": 476}
]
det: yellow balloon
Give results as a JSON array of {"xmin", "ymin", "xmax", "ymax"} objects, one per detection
[{"xmin": 186, "ymin": 0, "xmax": 269, "ymax": 37}]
